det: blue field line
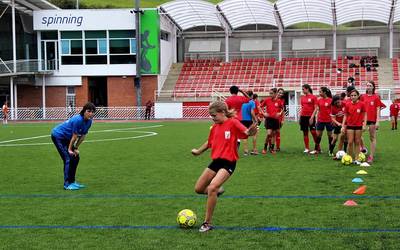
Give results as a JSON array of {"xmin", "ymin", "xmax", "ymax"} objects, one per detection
[
  {"xmin": 0, "ymin": 224, "xmax": 399, "ymax": 233},
  {"xmin": 1, "ymin": 193, "xmax": 400, "ymax": 200}
]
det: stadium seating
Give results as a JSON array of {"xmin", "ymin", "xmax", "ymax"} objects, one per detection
[
  {"xmin": 174, "ymin": 56, "xmax": 379, "ymax": 98},
  {"xmin": 392, "ymin": 58, "xmax": 399, "ymax": 83}
]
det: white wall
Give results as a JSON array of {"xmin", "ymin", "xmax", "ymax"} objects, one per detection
[
  {"xmin": 155, "ymin": 102, "xmax": 182, "ymax": 119},
  {"xmin": 346, "ymin": 36, "xmax": 380, "ymax": 48},
  {"xmin": 34, "ymin": 9, "xmax": 135, "ymax": 31},
  {"xmin": 159, "ymin": 15, "xmax": 177, "ymax": 90},
  {"xmin": 56, "ymin": 65, "xmax": 135, "ymax": 76},
  {"xmin": 292, "ymin": 38, "xmax": 325, "ymax": 50},
  {"xmin": 35, "ymin": 75, "xmax": 82, "ymax": 86},
  {"xmin": 240, "ymin": 39, "xmax": 273, "ymax": 51}
]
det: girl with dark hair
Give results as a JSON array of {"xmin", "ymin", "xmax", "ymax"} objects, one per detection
[
  {"xmin": 359, "ymin": 80, "xmax": 385, "ymax": 163},
  {"xmin": 299, "ymin": 84, "xmax": 318, "ymax": 153},
  {"xmin": 51, "ymin": 102, "xmax": 96, "ymax": 190},
  {"xmin": 261, "ymin": 88, "xmax": 284, "ymax": 154},
  {"xmin": 192, "ymin": 101, "xmax": 257, "ymax": 232},
  {"xmin": 276, "ymin": 88, "xmax": 286, "ymax": 151},
  {"xmin": 310, "ymin": 87, "xmax": 333, "ymax": 155},
  {"xmin": 342, "ymin": 89, "xmax": 367, "ymax": 164},
  {"xmin": 390, "ymin": 98, "xmax": 399, "ymax": 130},
  {"xmin": 330, "ymin": 95, "xmax": 345, "ymax": 157}
]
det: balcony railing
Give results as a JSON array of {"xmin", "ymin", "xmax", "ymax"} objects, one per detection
[{"xmin": 0, "ymin": 59, "xmax": 55, "ymax": 75}]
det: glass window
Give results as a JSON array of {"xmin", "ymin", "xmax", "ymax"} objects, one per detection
[
  {"xmin": 85, "ymin": 40, "xmax": 97, "ymax": 54},
  {"xmin": 110, "ymin": 55, "xmax": 136, "ymax": 64},
  {"xmin": 110, "ymin": 39, "xmax": 130, "ymax": 54},
  {"xmin": 161, "ymin": 31, "xmax": 170, "ymax": 41},
  {"xmin": 86, "ymin": 56, "xmax": 107, "ymax": 64},
  {"xmin": 61, "ymin": 31, "xmax": 82, "ymax": 39},
  {"xmin": 62, "ymin": 56, "xmax": 83, "ymax": 65},
  {"xmin": 85, "ymin": 31, "xmax": 106, "ymax": 39},
  {"xmin": 61, "ymin": 40, "xmax": 70, "ymax": 55},
  {"xmin": 98, "ymin": 39, "xmax": 107, "ymax": 54},
  {"xmin": 130, "ymin": 39, "xmax": 136, "ymax": 54},
  {"xmin": 41, "ymin": 31, "xmax": 58, "ymax": 40},
  {"xmin": 109, "ymin": 30, "xmax": 135, "ymax": 38},
  {"xmin": 71, "ymin": 40, "xmax": 82, "ymax": 54}
]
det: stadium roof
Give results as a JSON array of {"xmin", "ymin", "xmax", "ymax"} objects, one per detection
[
  {"xmin": 159, "ymin": 0, "xmax": 222, "ymax": 31},
  {"xmin": 217, "ymin": 0, "xmax": 277, "ymax": 29},
  {"xmin": 0, "ymin": 0, "xmax": 60, "ymax": 14},
  {"xmin": 159, "ymin": 0, "xmax": 399, "ymax": 31}
]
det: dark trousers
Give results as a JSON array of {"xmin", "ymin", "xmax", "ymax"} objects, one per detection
[
  {"xmin": 145, "ymin": 108, "xmax": 151, "ymax": 120},
  {"xmin": 51, "ymin": 135, "xmax": 80, "ymax": 187}
]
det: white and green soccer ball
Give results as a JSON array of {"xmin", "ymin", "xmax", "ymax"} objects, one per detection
[
  {"xmin": 335, "ymin": 150, "xmax": 346, "ymax": 160},
  {"xmin": 177, "ymin": 209, "xmax": 197, "ymax": 228}
]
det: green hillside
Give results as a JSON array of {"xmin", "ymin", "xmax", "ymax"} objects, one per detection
[{"xmin": 82, "ymin": 0, "xmax": 220, "ymax": 8}]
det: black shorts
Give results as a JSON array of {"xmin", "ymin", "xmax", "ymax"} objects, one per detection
[
  {"xmin": 347, "ymin": 126, "xmax": 362, "ymax": 130},
  {"xmin": 265, "ymin": 118, "xmax": 280, "ymax": 130},
  {"xmin": 316, "ymin": 122, "xmax": 333, "ymax": 132},
  {"xmin": 300, "ymin": 116, "xmax": 316, "ymax": 131},
  {"xmin": 240, "ymin": 120, "xmax": 253, "ymax": 128},
  {"xmin": 333, "ymin": 126, "xmax": 342, "ymax": 134},
  {"xmin": 366, "ymin": 121, "xmax": 376, "ymax": 125},
  {"xmin": 208, "ymin": 159, "xmax": 236, "ymax": 175}
]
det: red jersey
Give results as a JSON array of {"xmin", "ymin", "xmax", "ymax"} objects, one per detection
[
  {"xmin": 279, "ymin": 98, "xmax": 285, "ymax": 122},
  {"xmin": 300, "ymin": 94, "xmax": 317, "ymax": 116},
  {"xmin": 344, "ymin": 101, "xmax": 366, "ymax": 126},
  {"xmin": 208, "ymin": 118, "xmax": 248, "ymax": 161},
  {"xmin": 261, "ymin": 97, "xmax": 283, "ymax": 120},
  {"xmin": 254, "ymin": 99, "xmax": 260, "ymax": 116},
  {"xmin": 390, "ymin": 103, "xmax": 399, "ymax": 116},
  {"xmin": 331, "ymin": 104, "xmax": 345, "ymax": 124},
  {"xmin": 317, "ymin": 97, "xmax": 332, "ymax": 123},
  {"xmin": 225, "ymin": 95, "xmax": 250, "ymax": 120},
  {"xmin": 360, "ymin": 94, "xmax": 383, "ymax": 122},
  {"xmin": 342, "ymin": 98, "xmax": 351, "ymax": 106}
]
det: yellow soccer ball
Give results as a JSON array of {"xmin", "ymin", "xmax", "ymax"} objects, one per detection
[
  {"xmin": 177, "ymin": 209, "xmax": 197, "ymax": 228},
  {"xmin": 341, "ymin": 154, "xmax": 353, "ymax": 165},
  {"xmin": 357, "ymin": 152, "xmax": 366, "ymax": 162}
]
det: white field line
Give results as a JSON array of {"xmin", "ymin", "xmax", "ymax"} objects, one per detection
[{"xmin": 0, "ymin": 125, "xmax": 163, "ymax": 147}]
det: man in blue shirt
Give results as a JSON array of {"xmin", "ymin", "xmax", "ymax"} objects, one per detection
[
  {"xmin": 51, "ymin": 102, "xmax": 96, "ymax": 190},
  {"xmin": 240, "ymin": 91, "xmax": 257, "ymax": 156}
]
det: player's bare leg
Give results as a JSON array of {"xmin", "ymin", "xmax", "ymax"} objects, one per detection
[{"xmin": 203, "ymin": 169, "xmax": 231, "ymax": 225}]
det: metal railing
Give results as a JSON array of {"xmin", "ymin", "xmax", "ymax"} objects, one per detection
[
  {"xmin": 155, "ymin": 89, "xmax": 214, "ymax": 101},
  {"xmin": 0, "ymin": 59, "xmax": 54, "ymax": 75},
  {"xmin": 0, "ymin": 104, "xmax": 392, "ymax": 121},
  {"xmin": 1, "ymin": 107, "xmax": 153, "ymax": 121},
  {"xmin": 283, "ymin": 48, "xmax": 379, "ymax": 58},
  {"xmin": 184, "ymin": 49, "xmax": 379, "ymax": 61}
]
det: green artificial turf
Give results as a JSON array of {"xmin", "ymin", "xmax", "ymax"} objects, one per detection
[{"xmin": 0, "ymin": 120, "xmax": 399, "ymax": 249}]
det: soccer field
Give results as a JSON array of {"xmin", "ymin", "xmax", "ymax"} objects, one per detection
[{"xmin": 0, "ymin": 120, "xmax": 399, "ymax": 249}]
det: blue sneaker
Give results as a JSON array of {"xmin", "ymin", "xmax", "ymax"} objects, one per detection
[
  {"xmin": 72, "ymin": 182, "xmax": 86, "ymax": 188},
  {"xmin": 64, "ymin": 183, "xmax": 80, "ymax": 190}
]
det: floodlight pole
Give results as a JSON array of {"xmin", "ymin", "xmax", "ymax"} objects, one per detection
[
  {"xmin": 76, "ymin": 0, "xmax": 79, "ymax": 9},
  {"xmin": 134, "ymin": 0, "xmax": 142, "ymax": 108},
  {"xmin": 11, "ymin": 0, "xmax": 16, "ymax": 120}
]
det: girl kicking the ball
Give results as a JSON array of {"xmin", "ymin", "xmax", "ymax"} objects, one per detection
[{"xmin": 192, "ymin": 101, "xmax": 257, "ymax": 232}]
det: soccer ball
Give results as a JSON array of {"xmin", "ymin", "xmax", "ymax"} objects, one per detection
[
  {"xmin": 177, "ymin": 209, "xmax": 197, "ymax": 228},
  {"xmin": 335, "ymin": 150, "xmax": 346, "ymax": 160},
  {"xmin": 357, "ymin": 152, "xmax": 366, "ymax": 162},
  {"xmin": 341, "ymin": 154, "xmax": 353, "ymax": 165}
]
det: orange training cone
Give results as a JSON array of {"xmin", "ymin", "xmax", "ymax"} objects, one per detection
[
  {"xmin": 353, "ymin": 185, "xmax": 367, "ymax": 195},
  {"xmin": 343, "ymin": 200, "xmax": 358, "ymax": 206}
]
